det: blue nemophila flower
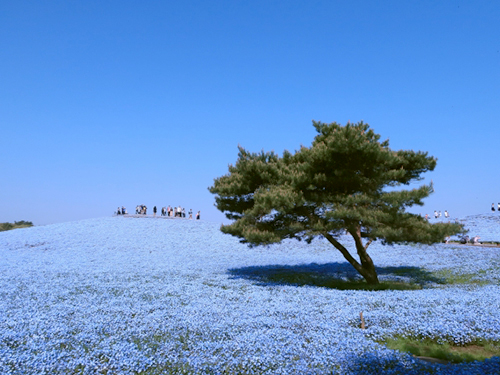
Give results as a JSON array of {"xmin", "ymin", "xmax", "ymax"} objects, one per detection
[{"xmin": 1, "ymin": 214, "xmax": 499, "ymax": 374}]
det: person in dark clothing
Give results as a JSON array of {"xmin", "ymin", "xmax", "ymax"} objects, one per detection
[
  {"xmin": 196, "ymin": 211, "xmax": 200, "ymax": 220},
  {"xmin": 153, "ymin": 206, "xmax": 157, "ymax": 216}
]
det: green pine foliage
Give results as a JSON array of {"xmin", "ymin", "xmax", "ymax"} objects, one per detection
[{"xmin": 209, "ymin": 121, "xmax": 464, "ymax": 284}]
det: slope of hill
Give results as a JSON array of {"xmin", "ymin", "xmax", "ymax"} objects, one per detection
[{"xmin": 1, "ymin": 215, "xmax": 499, "ymax": 374}]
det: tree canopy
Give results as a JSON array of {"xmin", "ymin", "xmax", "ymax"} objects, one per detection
[{"xmin": 209, "ymin": 121, "xmax": 464, "ymax": 284}]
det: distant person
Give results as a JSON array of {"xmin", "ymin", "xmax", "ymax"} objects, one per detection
[
  {"xmin": 153, "ymin": 206, "xmax": 157, "ymax": 216},
  {"xmin": 121, "ymin": 206, "xmax": 126, "ymax": 215},
  {"xmin": 117, "ymin": 207, "xmax": 121, "ymax": 215},
  {"xmin": 444, "ymin": 210, "xmax": 449, "ymax": 218},
  {"xmin": 434, "ymin": 210, "xmax": 438, "ymax": 219},
  {"xmin": 196, "ymin": 211, "xmax": 200, "ymax": 220},
  {"xmin": 182, "ymin": 208, "xmax": 186, "ymax": 218},
  {"xmin": 472, "ymin": 235, "xmax": 480, "ymax": 244},
  {"xmin": 425, "ymin": 214, "xmax": 429, "ymax": 220},
  {"xmin": 492, "ymin": 203, "xmax": 495, "ymax": 212},
  {"xmin": 498, "ymin": 203, "xmax": 500, "ymax": 211},
  {"xmin": 189, "ymin": 209, "xmax": 193, "ymax": 219}
]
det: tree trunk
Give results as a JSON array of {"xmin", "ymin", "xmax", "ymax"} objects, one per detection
[
  {"xmin": 324, "ymin": 231, "xmax": 380, "ymax": 285},
  {"xmin": 351, "ymin": 225, "xmax": 379, "ymax": 285},
  {"xmin": 358, "ymin": 262, "xmax": 379, "ymax": 285}
]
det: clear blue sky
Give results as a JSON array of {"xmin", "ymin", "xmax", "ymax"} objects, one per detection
[{"xmin": 1, "ymin": 0, "xmax": 499, "ymax": 225}]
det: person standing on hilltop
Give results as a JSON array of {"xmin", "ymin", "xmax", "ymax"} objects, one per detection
[
  {"xmin": 492, "ymin": 203, "xmax": 496, "ymax": 212},
  {"xmin": 153, "ymin": 206, "xmax": 157, "ymax": 216},
  {"xmin": 498, "ymin": 203, "xmax": 500, "ymax": 212},
  {"xmin": 189, "ymin": 209, "xmax": 193, "ymax": 219},
  {"xmin": 196, "ymin": 211, "xmax": 200, "ymax": 220}
]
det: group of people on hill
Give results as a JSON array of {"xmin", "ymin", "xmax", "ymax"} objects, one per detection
[
  {"xmin": 158, "ymin": 205, "xmax": 200, "ymax": 220},
  {"xmin": 133, "ymin": 204, "xmax": 200, "ymax": 220},
  {"xmin": 459, "ymin": 235, "xmax": 481, "ymax": 244},
  {"xmin": 116, "ymin": 206, "xmax": 127, "ymax": 215},
  {"xmin": 424, "ymin": 210, "xmax": 449, "ymax": 220},
  {"xmin": 424, "ymin": 203, "xmax": 500, "ymax": 219},
  {"xmin": 115, "ymin": 205, "xmax": 200, "ymax": 220}
]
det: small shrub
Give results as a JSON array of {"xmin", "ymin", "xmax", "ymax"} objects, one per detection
[{"xmin": 0, "ymin": 221, "xmax": 33, "ymax": 232}]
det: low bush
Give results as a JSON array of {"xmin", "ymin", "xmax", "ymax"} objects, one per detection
[{"xmin": 0, "ymin": 221, "xmax": 33, "ymax": 232}]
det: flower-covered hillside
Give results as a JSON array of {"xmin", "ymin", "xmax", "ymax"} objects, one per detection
[{"xmin": 1, "ymin": 214, "xmax": 499, "ymax": 374}]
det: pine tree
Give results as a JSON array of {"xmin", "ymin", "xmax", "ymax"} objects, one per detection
[{"xmin": 209, "ymin": 121, "xmax": 464, "ymax": 285}]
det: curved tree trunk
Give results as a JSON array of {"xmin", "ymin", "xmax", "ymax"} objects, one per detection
[
  {"xmin": 357, "ymin": 259, "xmax": 379, "ymax": 285},
  {"xmin": 323, "ymin": 231, "xmax": 379, "ymax": 285}
]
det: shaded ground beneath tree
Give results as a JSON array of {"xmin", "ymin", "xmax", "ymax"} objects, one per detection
[{"xmin": 228, "ymin": 262, "xmax": 446, "ymax": 290}]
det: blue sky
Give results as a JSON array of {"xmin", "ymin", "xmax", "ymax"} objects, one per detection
[{"xmin": 1, "ymin": 0, "xmax": 499, "ymax": 225}]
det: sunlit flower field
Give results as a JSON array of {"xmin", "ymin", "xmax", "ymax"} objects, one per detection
[{"xmin": 1, "ymin": 214, "xmax": 500, "ymax": 374}]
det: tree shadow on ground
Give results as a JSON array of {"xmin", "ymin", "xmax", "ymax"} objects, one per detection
[{"xmin": 228, "ymin": 262, "xmax": 446, "ymax": 290}]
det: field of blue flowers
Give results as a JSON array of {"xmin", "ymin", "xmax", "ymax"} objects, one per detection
[{"xmin": 1, "ymin": 214, "xmax": 499, "ymax": 374}]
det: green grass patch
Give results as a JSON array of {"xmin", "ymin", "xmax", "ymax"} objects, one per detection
[
  {"xmin": 0, "ymin": 220, "xmax": 33, "ymax": 232},
  {"xmin": 382, "ymin": 336, "xmax": 500, "ymax": 363},
  {"xmin": 432, "ymin": 268, "xmax": 489, "ymax": 286}
]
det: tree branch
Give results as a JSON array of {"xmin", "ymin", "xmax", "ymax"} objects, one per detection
[
  {"xmin": 364, "ymin": 238, "xmax": 374, "ymax": 250},
  {"xmin": 323, "ymin": 232, "xmax": 363, "ymax": 273},
  {"xmin": 347, "ymin": 225, "xmax": 371, "ymax": 264}
]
